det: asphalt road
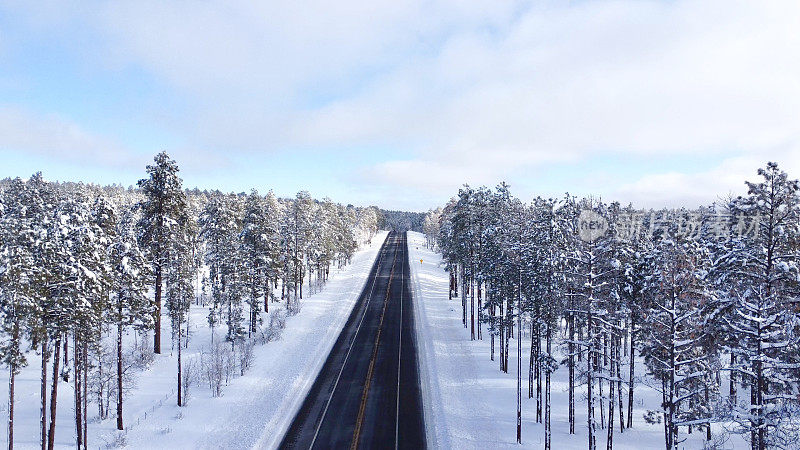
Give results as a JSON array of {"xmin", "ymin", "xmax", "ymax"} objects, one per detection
[{"xmin": 279, "ymin": 232, "xmax": 426, "ymax": 450}]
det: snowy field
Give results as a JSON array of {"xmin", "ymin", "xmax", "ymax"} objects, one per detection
[
  {"xmin": 407, "ymin": 231, "xmax": 746, "ymax": 450},
  {"xmin": 0, "ymin": 232, "xmax": 388, "ymax": 449}
]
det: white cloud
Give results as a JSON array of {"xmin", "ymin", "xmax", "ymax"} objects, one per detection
[
  {"xmin": 0, "ymin": 107, "xmax": 138, "ymax": 168},
  {"xmin": 2, "ymin": 0, "xmax": 799, "ymax": 209},
  {"xmin": 615, "ymin": 148, "xmax": 800, "ymax": 209}
]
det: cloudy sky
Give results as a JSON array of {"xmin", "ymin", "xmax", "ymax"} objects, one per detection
[{"xmin": 1, "ymin": 0, "xmax": 798, "ymax": 211}]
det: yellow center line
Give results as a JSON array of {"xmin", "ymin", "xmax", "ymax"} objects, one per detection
[{"xmin": 350, "ymin": 237, "xmax": 398, "ymax": 450}]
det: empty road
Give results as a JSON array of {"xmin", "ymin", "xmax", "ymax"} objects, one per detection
[{"xmin": 279, "ymin": 231, "xmax": 426, "ymax": 450}]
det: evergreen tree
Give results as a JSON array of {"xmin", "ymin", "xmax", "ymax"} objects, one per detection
[
  {"xmin": 720, "ymin": 163, "xmax": 800, "ymax": 449},
  {"xmin": 137, "ymin": 152, "xmax": 188, "ymax": 354},
  {"xmin": 108, "ymin": 209, "xmax": 153, "ymax": 429},
  {"xmin": 0, "ymin": 178, "xmax": 37, "ymax": 449}
]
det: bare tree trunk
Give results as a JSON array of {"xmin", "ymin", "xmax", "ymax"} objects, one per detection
[
  {"xmin": 461, "ymin": 266, "xmax": 466, "ymax": 328},
  {"xmin": 587, "ymin": 310, "xmax": 596, "ymax": 450},
  {"xmin": 155, "ymin": 267, "xmax": 162, "ymax": 354},
  {"xmin": 470, "ymin": 274, "xmax": 475, "ymax": 340},
  {"xmin": 607, "ymin": 334, "xmax": 615, "ymax": 450},
  {"xmin": 47, "ymin": 338, "xmax": 61, "ymax": 450},
  {"xmin": 529, "ymin": 320, "xmax": 534, "ymax": 399},
  {"xmin": 82, "ymin": 341, "xmax": 88, "ymax": 450},
  {"xmin": 544, "ymin": 328, "xmax": 552, "ymax": 450},
  {"xmin": 599, "ymin": 338, "xmax": 605, "ymax": 430},
  {"xmin": 617, "ymin": 335, "xmax": 625, "ymax": 433},
  {"xmin": 40, "ymin": 338, "xmax": 48, "ymax": 450},
  {"xmin": 729, "ymin": 353, "xmax": 736, "ymax": 403},
  {"xmin": 74, "ymin": 333, "xmax": 82, "ymax": 448},
  {"xmin": 477, "ymin": 283, "xmax": 482, "ymax": 340},
  {"xmin": 7, "ymin": 317, "xmax": 19, "ymax": 450},
  {"xmin": 177, "ymin": 324, "xmax": 183, "ymax": 407},
  {"xmin": 568, "ymin": 301, "xmax": 575, "ymax": 434},
  {"xmin": 63, "ymin": 339, "xmax": 68, "ymax": 375},
  {"xmin": 627, "ymin": 319, "xmax": 635, "ymax": 429},
  {"xmin": 536, "ymin": 322, "xmax": 542, "ymax": 423},
  {"xmin": 117, "ymin": 315, "xmax": 124, "ymax": 430},
  {"xmin": 499, "ymin": 301, "xmax": 505, "ymax": 372},
  {"xmin": 705, "ymin": 384, "xmax": 712, "ymax": 442}
]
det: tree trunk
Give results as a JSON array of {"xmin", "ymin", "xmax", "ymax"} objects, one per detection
[
  {"xmin": 82, "ymin": 341, "xmax": 88, "ymax": 450},
  {"xmin": 155, "ymin": 266, "xmax": 162, "ymax": 354},
  {"xmin": 477, "ymin": 283, "xmax": 482, "ymax": 340},
  {"xmin": 729, "ymin": 353, "xmax": 736, "ymax": 403},
  {"xmin": 461, "ymin": 266, "xmax": 466, "ymax": 328},
  {"xmin": 74, "ymin": 333, "xmax": 82, "ymax": 449},
  {"xmin": 47, "ymin": 338, "xmax": 61, "ymax": 450},
  {"xmin": 499, "ymin": 301, "xmax": 505, "ymax": 372},
  {"xmin": 587, "ymin": 309, "xmax": 596, "ymax": 450},
  {"xmin": 470, "ymin": 274, "xmax": 475, "ymax": 340},
  {"xmin": 617, "ymin": 335, "xmax": 625, "ymax": 433},
  {"xmin": 40, "ymin": 338, "xmax": 48, "ymax": 450},
  {"xmin": 627, "ymin": 320, "xmax": 635, "ymax": 429},
  {"xmin": 544, "ymin": 328, "xmax": 552, "ymax": 450},
  {"xmin": 7, "ymin": 363, "xmax": 15, "ymax": 450},
  {"xmin": 568, "ymin": 300, "xmax": 575, "ymax": 435},
  {"xmin": 117, "ymin": 315, "xmax": 124, "ymax": 430},
  {"xmin": 7, "ymin": 317, "xmax": 19, "ymax": 450},
  {"xmin": 177, "ymin": 324, "xmax": 183, "ymax": 407},
  {"xmin": 536, "ymin": 322, "xmax": 542, "ymax": 423},
  {"xmin": 529, "ymin": 320, "xmax": 534, "ymax": 399},
  {"xmin": 607, "ymin": 334, "xmax": 615, "ymax": 450}
]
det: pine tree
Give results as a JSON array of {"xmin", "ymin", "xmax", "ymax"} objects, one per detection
[
  {"xmin": 108, "ymin": 209, "xmax": 153, "ymax": 429},
  {"xmin": 719, "ymin": 163, "xmax": 800, "ymax": 449},
  {"xmin": 240, "ymin": 190, "xmax": 273, "ymax": 333},
  {"xmin": 165, "ymin": 217, "xmax": 195, "ymax": 407},
  {"xmin": 639, "ymin": 218, "xmax": 717, "ymax": 450},
  {"xmin": 0, "ymin": 178, "xmax": 37, "ymax": 450},
  {"xmin": 200, "ymin": 194, "xmax": 245, "ymax": 344},
  {"xmin": 137, "ymin": 152, "xmax": 188, "ymax": 354}
]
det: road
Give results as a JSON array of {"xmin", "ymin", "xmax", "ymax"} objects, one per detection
[{"xmin": 279, "ymin": 232, "xmax": 426, "ymax": 450}]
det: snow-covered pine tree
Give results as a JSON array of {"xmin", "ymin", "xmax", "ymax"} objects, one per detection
[
  {"xmin": 200, "ymin": 194, "xmax": 245, "ymax": 344},
  {"xmin": 286, "ymin": 192, "xmax": 315, "ymax": 308},
  {"xmin": 527, "ymin": 196, "xmax": 564, "ymax": 449},
  {"xmin": 240, "ymin": 190, "xmax": 270, "ymax": 333},
  {"xmin": 137, "ymin": 151, "xmax": 189, "ymax": 354},
  {"xmin": 108, "ymin": 209, "xmax": 153, "ymax": 429},
  {"xmin": 165, "ymin": 204, "xmax": 196, "ymax": 407},
  {"xmin": 639, "ymin": 213, "xmax": 718, "ymax": 450},
  {"xmin": 719, "ymin": 162, "xmax": 800, "ymax": 449},
  {"xmin": 0, "ymin": 178, "xmax": 38, "ymax": 449},
  {"xmin": 617, "ymin": 204, "xmax": 652, "ymax": 430},
  {"xmin": 565, "ymin": 198, "xmax": 615, "ymax": 450}
]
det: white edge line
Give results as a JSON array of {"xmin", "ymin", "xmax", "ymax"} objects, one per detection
[{"xmin": 309, "ymin": 234, "xmax": 390, "ymax": 449}]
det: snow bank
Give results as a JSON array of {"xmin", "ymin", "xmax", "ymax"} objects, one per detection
[
  {"xmin": 407, "ymin": 231, "xmax": 744, "ymax": 450},
  {"xmin": 0, "ymin": 232, "xmax": 388, "ymax": 450}
]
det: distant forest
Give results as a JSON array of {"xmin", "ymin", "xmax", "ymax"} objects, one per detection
[{"xmin": 378, "ymin": 209, "xmax": 425, "ymax": 232}]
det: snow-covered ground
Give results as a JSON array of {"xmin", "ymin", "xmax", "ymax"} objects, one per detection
[
  {"xmin": 0, "ymin": 231, "xmax": 388, "ymax": 449},
  {"xmin": 407, "ymin": 231, "xmax": 745, "ymax": 450}
]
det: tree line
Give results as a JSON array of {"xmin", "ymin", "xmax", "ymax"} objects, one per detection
[
  {"xmin": 424, "ymin": 162, "xmax": 800, "ymax": 450},
  {"xmin": 0, "ymin": 152, "xmax": 380, "ymax": 449}
]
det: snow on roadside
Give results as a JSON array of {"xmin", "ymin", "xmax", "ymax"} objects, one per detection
[
  {"xmin": 407, "ymin": 231, "xmax": 744, "ymax": 450},
  {"xmin": 0, "ymin": 231, "xmax": 388, "ymax": 450},
  {"xmin": 125, "ymin": 230, "xmax": 388, "ymax": 449}
]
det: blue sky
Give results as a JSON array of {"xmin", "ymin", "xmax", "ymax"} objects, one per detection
[{"xmin": 1, "ymin": 0, "xmax": 799, "ymax": 211}]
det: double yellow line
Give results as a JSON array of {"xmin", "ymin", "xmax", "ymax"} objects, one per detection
[{"xmin": 350, "ymin": 236, "xmax": 399, "ymax": 450}]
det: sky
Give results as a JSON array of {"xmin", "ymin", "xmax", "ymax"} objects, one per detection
[{"xmin": 1, "ymin": 0, "xmax": 799, "ymax": 212}]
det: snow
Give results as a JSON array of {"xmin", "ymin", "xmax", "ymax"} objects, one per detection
[
  {"xmin": 0, "ymin": 231, "xmax": 388, "ymax": 449},
  {"xmin": 407, "ymin": 231, "xmax": 747, "ymax": 450}
]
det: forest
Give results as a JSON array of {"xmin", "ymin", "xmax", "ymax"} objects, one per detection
[
  {"xmin": 0, "ymin": 152, "xmax": 380, "ymax": 449},
  {"xmin": 423, "ymin": 162, "xmax": 800, "ymax": 450}
]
